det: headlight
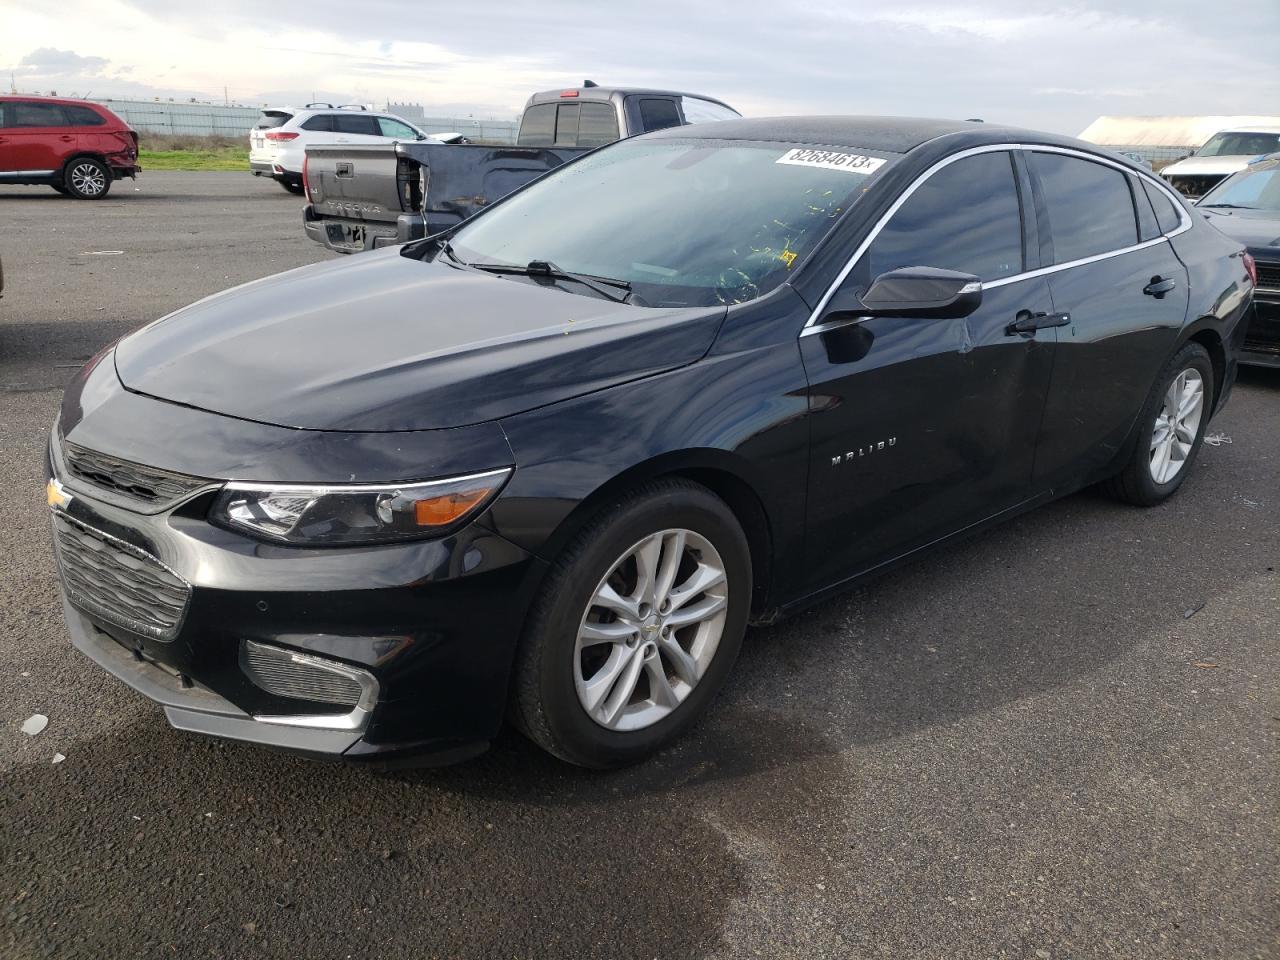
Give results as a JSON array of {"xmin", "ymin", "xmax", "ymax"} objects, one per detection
[{"xmin": 211, "ymin": 468, "xmax": 510, "ymax": 545}]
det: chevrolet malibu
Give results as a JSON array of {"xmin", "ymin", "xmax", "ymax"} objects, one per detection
[{"xmin": 48, "ymin": 118, "xmax": 1255, "ymax": 769}]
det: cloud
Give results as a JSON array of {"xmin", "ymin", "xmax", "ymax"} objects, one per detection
[
  {"xmin": 0, "ymin": 1, "xmax": 1276, "ymax": 133},
  {"xmin": 19, "ymin": 47, "xmax": 110, "ymax": 76}
]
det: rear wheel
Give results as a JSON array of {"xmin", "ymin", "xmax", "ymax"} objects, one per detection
[
  {"xmin": 279, "ymin": 179, "xmax": 305, "ymax": 195},
  {"xmin": 1103, "ymin": 342, "xmax": 1213, "ymax": 506},
  {"xmin": 64, "ymin": 158, "xmax": 111, "ymax": 199},
  {"xmin": 511, "ymin": 479, "xmax": 751, "ymax": 768}
]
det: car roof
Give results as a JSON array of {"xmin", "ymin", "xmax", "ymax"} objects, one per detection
[
  {"xmin": 1210, "ymin": 126, "xmax": 1280, "ymax": 134},
  {"xmin": 0, "ymin": 94, "xmax": 105, "ymax": 107},
  {"xmin": 642, "ymin": 115, "xmax": 1096, "ymax": 156},
  {"xmin": 526, "ymin": 86, "xmax": 736, "ymax": 110}
]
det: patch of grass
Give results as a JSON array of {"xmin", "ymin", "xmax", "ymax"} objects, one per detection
[
  {"xmin": 139, "ymin": 145, "xmax": 248, "ymax": 171},
  {"xmin": 136, "ymin": 135, "xmax": 248, "ymax": 171}
]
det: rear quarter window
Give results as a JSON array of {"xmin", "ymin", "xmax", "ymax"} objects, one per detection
[
  {"xmin": 1142, "ymin": 180, "xmax": 1184, "ymax": 235},
  {"xmin": 638, "ymin": 98, "xmax": 682, "ymax": 133},
  {"xmin": 64, "ymin": 105, "xmax": 106, "ymax": 127},
  {"xmin": 1031, "ymin": 152, "xmax": 1138, "ymax": 263},
  {"xmin": 300, "ymin": 115, "xmax": 334, "ymax": 132},
  {"xmin": 255, "ymin": 111, "xmax": 293, "ymax": 130}
]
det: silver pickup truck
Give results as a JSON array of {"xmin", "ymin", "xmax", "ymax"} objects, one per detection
[{"xmin": 302, "ymin": 83, "xmax": 740, "ymax": 253}]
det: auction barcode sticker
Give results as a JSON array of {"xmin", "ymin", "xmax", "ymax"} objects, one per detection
[{"xmin": 776, "ymin": 148, "xmax": 885, "ymax": 175}]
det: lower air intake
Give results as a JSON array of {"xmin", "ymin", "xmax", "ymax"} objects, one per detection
[{"xmin": 240, "ymin": 640, "xmax": 369, "ymax": 708}]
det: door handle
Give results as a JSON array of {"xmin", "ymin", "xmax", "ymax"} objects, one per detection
[
  {"xmin": 1143, "ymin": 276, "xmax": 1177, "ymax": 298},
  {"xmin": 59, "ymin": 135, "xmax": 75, "ymax": 142},
  {"xmin": 1007, "ymin": 310, "xmax": 1071, "ymax": 335}
]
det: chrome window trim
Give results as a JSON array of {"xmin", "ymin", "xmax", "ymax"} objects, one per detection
[{"xmin": 801, "ymin": 142, "xmax": 1194, "ymax": 333}]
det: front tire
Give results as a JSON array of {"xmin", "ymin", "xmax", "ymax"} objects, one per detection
[
  {"xmin": 511, "ymin": 479, "xmax": 751, "ymax": 768},
  {"xmin": 64, "ymin": 158, "xmax": 111, "ymax": 199},
  {"xmin": 1103, "ymin": 341, "xmax": 1213, "ymax": 506}
]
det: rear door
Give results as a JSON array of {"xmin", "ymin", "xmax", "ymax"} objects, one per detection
[
  {"xmin": 1026, "ymin": 150, "xmax": 1190, "ymax": 487},
  {"xmin": 331, "ymin": 113, "xmax": 383, "ymax": 145},
  {"xmin": 800, "ymin": 149, "xmax": 1056, "ymax": 589},
  {"xmin": 0, "ymin": 100, "xmax": 74, "ymax": 172}
]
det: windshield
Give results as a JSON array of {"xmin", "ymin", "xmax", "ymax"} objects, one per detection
[
  {"xmin": 1196, "ymin": 131, "xmax": 1280, "ymax": 158},
  {"xmin": 446, "ymin": 139, "xmax": 894, "ymax": 307},
  {"xmin": 1200, "ymin": 161, "xmax": 1280, "ymax": 210}
]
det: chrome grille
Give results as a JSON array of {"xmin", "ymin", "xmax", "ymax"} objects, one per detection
[
  {"xmin": 53, "ymin": 514, "xmax": 191, "ymax": 641},
  {"xmin": 63, "ymin": 442, "xmax": 210, "ymax": 508},
  {"xmin": 1256, "ymin": 261, "xmax": 1280, "ymax": 292},
  {"xmin": 240, "ymin": 640, "xmax": 365, "ymax": 707}
]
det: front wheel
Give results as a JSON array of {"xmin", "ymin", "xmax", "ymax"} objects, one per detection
[
  {"xmin": 1103, "ymin": 341, "xmax": 1213, "ymax": 506},
  {"xmin": 64, "ymin": 158, "xmax": 111, "ymax": 199},
  {"xmin": 511, "ymin": 479, "xmax": 751, "ymax": 768}
]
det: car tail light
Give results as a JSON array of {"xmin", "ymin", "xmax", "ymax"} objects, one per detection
[
  {"xmin": 265, "ymin": 131, "xmax": 300, "ymax": 142},
  {"xmin": 302, "ymin": 154, "xmax": 311, "ymax": 202},
  {"xmin": 1242, "ymin": 252, "xmax": 1257, "ymax": 286}
]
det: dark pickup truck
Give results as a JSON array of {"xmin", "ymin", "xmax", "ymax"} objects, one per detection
[{"xmin": 302, "ymin": 83, "xmax": 739, "ymax": 253}]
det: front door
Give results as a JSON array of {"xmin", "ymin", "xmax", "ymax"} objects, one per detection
[{"xmin": 800, "ymin": 149, "xmax": 1056, "ymax": 590}]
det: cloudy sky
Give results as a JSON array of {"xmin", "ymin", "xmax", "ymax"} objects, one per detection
[{"xmin": 2, "ymin": 0, "xmax": 1277, "ymax": 134}]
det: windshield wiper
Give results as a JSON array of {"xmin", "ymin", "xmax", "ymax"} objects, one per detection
[
  {"xmin": 1200, "ymin": 202, "xmax": 1256, "ymax": 209},
  {"xmin": 470, "ymin": 259, "xmax": 633, "ymax": 304},
  {"xmin": 436, "ymin": 238, "xmax": 467, "ymax": 265}
]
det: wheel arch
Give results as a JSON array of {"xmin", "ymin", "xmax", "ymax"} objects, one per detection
[
  {"xmin": 1180, "ymin": 320, "xmax": 1226, "ymax": 412},
  {"xmin": 60, "ymin": 151, "xmax": 112, "ymax": 176},
  {"xmin": 530, "ymin": 449, "xmax": 778, "ymax": 617}
]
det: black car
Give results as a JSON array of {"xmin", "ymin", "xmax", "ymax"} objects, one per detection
[
  {"xmin": 47, "ymin": 117, "xmax": 1254, "ymax": 769},
  {"xmin": 1197, "ymin": 154, "xmax": 1280, "ymax": 367}
]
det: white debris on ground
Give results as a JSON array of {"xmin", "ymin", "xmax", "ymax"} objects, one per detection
[
  {"xmin": 20, "ymin": 714, "xmax": 48, "ymax": 736},
  {"xmin": 1204, "ymin": 432, "xmax": 1232, "ymax": 446},
  {"xmin": 52, "ymin": 753, "xmax": 66, "ymax": 764}
]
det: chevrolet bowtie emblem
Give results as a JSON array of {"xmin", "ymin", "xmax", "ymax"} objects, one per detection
[{"xmin": 46, "ymin": 478, "xmax": 73, "ymax": 510}]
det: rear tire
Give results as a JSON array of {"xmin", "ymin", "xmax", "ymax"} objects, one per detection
[
  {"xmin": 63, "ymin": 158, "xmax": 111, "ymax": 199},
  {"xmin": 279, "ymin": 179, "xmax": 305, "ymax": 195},
  {"xmin": 1102, "ymin": 341, "xmax": 1213, "ymax": 506},
  {"xmin": 511, "ymin": 479, "xmax": 751, "ymax": 768}
]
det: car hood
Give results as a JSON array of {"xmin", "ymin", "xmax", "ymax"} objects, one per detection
[
  {"xmin": 1200, "ymin": 207, "xmax": 1280, "ymax": 254},
  {"xmin": 114, "ymin": 250, "xmax": 726, "ymax": 431},
  {"xmin": 1162, "ymin": 155, "xmax": 1253, "ymax": 177}
]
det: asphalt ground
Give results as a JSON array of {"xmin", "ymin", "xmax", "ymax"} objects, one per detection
[{"xmin": 1, "ymin": 172, "xmax": 1277, "ymax": 960}]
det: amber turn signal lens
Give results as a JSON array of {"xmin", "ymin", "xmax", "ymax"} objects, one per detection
[{"xmin": 413, "ymin": 488, "xmax": 491, "ymax": 526}]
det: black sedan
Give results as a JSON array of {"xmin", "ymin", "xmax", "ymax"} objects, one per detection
[
  {"xmin": 47, "ymin": 118, "xmax": 1254, "ymax": 769},
  {"xmin": 1198, "ymin": 153, "xmax": 1280, "ymax": 367}
]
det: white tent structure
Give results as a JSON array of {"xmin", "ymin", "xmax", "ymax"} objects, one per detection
[{"xmin": 1078, "ymin": 115, "xmax": 1280, "ymax": 165}]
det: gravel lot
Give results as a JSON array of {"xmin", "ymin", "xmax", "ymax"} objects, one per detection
[{"xmin": 1, "ymin": 172, "xmax": 1277, "ymax": 960}]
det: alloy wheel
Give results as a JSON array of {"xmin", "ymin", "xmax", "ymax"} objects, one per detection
[
  {"xmin": 69, "ymin": 162, "xmax": 107, "ymax": 197},
  {"xmin": 1149, "ymin": 367, "xmax": 1204, "ymax": 484},
  {"xmin": 574, "ymin": 528, "xmax": 728, "ymax": 732}
]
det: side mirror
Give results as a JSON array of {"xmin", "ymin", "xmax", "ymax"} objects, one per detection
[{"xmin": 858, "ymin": 266, "xmax": 983, "ymax": 319}]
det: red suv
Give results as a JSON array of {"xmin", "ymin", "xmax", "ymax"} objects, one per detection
[{"xmin": 0, "ymin": 96, "xmax": 139, "ymax": 199}]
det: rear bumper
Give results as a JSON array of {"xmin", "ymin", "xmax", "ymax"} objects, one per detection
[
  {"xmin": 1240, "ymin": 293, "xmax": 1280, "ymax": 368},
  {"xmin": 302, "ymin": 203, "xmax": 426, "ymax": 254},
  {"xmin": 250, "ymin": 161, "xmax": 299, "ymax": 182}
]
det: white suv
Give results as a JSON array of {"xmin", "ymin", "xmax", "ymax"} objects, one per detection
[{"xmin": 249, "ymin": 104, "xmax": 451, "ymax": 194}]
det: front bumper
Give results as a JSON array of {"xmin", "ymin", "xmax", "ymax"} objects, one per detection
[
  {"xmin": 1240, "ymin": 291, "xmax": 1280, "ymax": 368},
  {"xmin": 303, "ymin": 203, "xmax": 426, "ymax": 254},
  {"xmin": 48, "ymin": 368, "xmax": 545, "ymax": 764}
]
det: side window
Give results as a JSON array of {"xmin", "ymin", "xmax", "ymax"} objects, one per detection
[
  {"xmin": 301, "ymin": 115, "xmax": 334, "ymax": 132},
  {"xmin": 865, "ymin": 151, "xmax": 1023, "ymax": 282},
  {"xmin": 638, "ymin": 98, "xmax": 682, "ymax": 133},
  {"xmin": 679, "ymin": 97, "xmax": 739, "ymax": 125},
  {"xmin": 64, "ymin": 105, "xmax": 106, "ymax": 127},
  {"xmin": 554, "ymin": 103, "xmax": 580, "ymax": 146},
  {"xmin": 518, "ymin": 104, "xmax": 556, "ymax": 146},
  {"xmin": 1132, "ymin": 175, "xmax": 1161, "ymax": 242},
  {"xmin": 576, "ymin": 102, "xmax": 618, "ymax": 147},
  {"xmin": 10, "ymin": 102, "xmax": 70, "ymax": 126},
  {"xmin": 377, "ymin": 117, "xmax": 419, "ymax": 139},
  {"xmin": 1142, "ymin": 180, "xmax": 1184, "ymax": 235},
  {"xmin": 332, "ymin": 114, "xmax": 378, "ymax": 136},
  {"xmin": 1031, "ymin": 152, "xmax": 1138, "ymax": 263}
]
